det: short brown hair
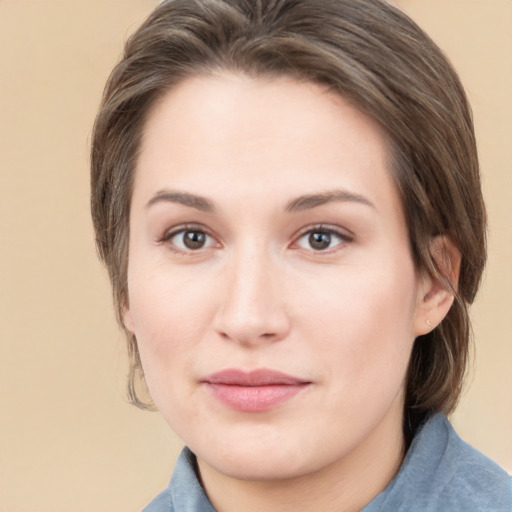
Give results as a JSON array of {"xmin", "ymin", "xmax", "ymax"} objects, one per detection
[{"xmin": 91, "ymin": 0, "xmax": 486, "ymax": 428}]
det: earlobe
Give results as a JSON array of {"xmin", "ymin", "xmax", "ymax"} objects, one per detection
[
  {"xmin": 123, "ymin": 305, "xmax": 135, "ymax": 334},
  {"xmin": 414, "ymin": 236, "xmax": 461, "ymax": 336}
]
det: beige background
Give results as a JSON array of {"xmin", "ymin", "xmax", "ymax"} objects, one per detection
[{"xmin": 0, "ymin": 1, "xmax": 510, "ymax": 510}]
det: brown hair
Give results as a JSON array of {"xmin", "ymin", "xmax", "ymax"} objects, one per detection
[{"xmin": 91, "ymin": 0, "xmax": 486, "ymax": 428}]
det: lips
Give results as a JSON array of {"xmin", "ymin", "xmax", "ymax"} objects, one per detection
[{"xmin": 201, "ymin": 369, "xmax": 311, "ymax": 412}]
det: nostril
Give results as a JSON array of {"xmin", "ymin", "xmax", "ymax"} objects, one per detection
[{"xmin": 212, "ymin": 271, "xmax": 292, "ymax": 345}]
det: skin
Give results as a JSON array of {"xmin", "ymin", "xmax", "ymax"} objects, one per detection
[{"xmin": 124, "ymin": 73, "xmax": 455, "ymax": 512}]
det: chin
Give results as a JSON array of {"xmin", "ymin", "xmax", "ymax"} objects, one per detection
[
  {"xmin": 202, "ymin": 452, "xmax": 311, "ymax": 481},
  {"xmin": 193, "ymin": 431, "xmax": 336, "ymax": 482}
]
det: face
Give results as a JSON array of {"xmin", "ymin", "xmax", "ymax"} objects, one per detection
[{"xmin": 125, "ymin": 73, "xmax": 429, "ymax": 482}]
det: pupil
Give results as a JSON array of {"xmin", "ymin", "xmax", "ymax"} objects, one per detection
[
  {"xmin": 184, "ymin": 231, "xmax": 205, "ymax": 249},
  {"xmin": 309, "ymin": 232, "xmax": 331, "ymax": 250}
]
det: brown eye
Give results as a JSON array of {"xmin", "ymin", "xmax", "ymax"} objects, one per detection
[
  {"xmin": 182, "ymin": 230, "xmax": 206, "ymax": 249},
  {"xmin": 308, "ymin": 232, "xmax": 332, "ymax": 250},
  {"xmin": 295, "ymin": 227, "xmax": 350, "ymax": 252},
  {"xmin": 165, "ymin": 228, "xmax": 216, "ymax": 252}
]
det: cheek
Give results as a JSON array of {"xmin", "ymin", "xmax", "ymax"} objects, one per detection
[
  {"xmin": 129, "ymin": 261, "xmax": 210, "ymax": 335},
  {"xmin": 295, "ymin": 262, "xmax": 418, "ymax": 385},
  {"xmin": 297, "ymin": 262, "xmax": 416, "ymax": 333},
  {"xmin": 126, "ymin": 268, "xmax": 211, "ymax": 389}
]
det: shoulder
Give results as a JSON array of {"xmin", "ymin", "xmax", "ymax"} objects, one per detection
[
  {"xmin": 142, "ymin": 489, "xmax": 173, "ymax": 512},
  {"xmin": 365, "ymin": 414, "xmax": 512, "ymax": 512},
  {"xmin": 435, "ymin": 415, "xmax": 511, "ymax": 511}
]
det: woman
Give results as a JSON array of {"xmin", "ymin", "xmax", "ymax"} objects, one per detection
[{"xmin": 90, "ymin": 0, "xmax": 511, "ymax": 510}]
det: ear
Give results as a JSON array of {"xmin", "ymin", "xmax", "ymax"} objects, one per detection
[
  {"xmin": 414, "ymin": 236, "xmax": 461, "ymax": 336},
  {"xmin": 123, "ymin": 304, "xmax": 136, "ymax": 334}
]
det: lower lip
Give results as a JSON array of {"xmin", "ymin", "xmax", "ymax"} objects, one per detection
[{"xmin": 205, "ymin": 383, "xmax": 308, "ymax": 412}]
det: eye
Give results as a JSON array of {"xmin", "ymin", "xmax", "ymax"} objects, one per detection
[
  {"xmin": 162, "ymin": 227, "xmax": 217, "ymax": 252},
  {"xmin": 294, "ymin": 227, "xmax": 350, "ymax": 252}
]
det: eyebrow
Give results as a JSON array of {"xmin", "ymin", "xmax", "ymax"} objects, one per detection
[
  {"xmin": 145, "ymin": 188, "xmax": 374, "ymax": 213},
  {"xmin": 146, "ymin": 190, "xmax": 215, "ymax": 212},
  {"xmin": 285, "ymin": 190, "xmax": 375, "ymax": 212}
]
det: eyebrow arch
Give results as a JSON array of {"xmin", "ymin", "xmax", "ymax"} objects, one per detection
[
  {"xmin": 145, "ymin": 190, "xmax": 215, "ymax": 212},
  {"xmin": 286, "ymin": 190, "xmax": 375, "ymax": 212}
]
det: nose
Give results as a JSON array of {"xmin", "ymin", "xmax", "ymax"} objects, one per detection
[{"xmin": 213, "ymin": 245, "xmax": 291, "ymax": 347}]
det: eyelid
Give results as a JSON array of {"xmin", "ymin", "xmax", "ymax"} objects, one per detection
[
  {"xmin": 291, "ymin": 224, "xmax": 354, "ymax": 251},
  {"xmin": 157, "ymin": 223, "xmax": 203, "ymax": 242},
  {"xmin": 157, "ymin": 223, "xmax": 220, "ymax": 253}
]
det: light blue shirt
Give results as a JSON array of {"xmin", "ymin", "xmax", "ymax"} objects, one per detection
[{"xmin": 143, "ymin": 414, "xmax": 512, "ymax": 511}]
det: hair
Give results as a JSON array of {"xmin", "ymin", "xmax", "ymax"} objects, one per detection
[{"xmin": 91, "ymin": 0, "xmax": 486, "ymax": 431}]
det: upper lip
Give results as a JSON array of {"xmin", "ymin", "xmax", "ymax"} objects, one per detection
[{"xmin": 202, "ymin": 369, "xmax": 310, "ymax": 386}]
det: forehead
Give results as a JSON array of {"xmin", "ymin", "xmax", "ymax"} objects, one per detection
[
  {"xmin": 134, "ymin": 72, "xmax": 400, "ymax": 217},
  {"xmin": 141, "ymin": 73, "xmax": 389, "ymax": 155}
]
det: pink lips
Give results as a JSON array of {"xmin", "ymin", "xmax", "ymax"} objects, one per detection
[{"xmin": 201, "ymin": 369, "xmax": 310, "ymax": 412}]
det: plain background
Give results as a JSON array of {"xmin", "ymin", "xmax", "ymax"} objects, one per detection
[{"xmin": 0, "ymin": 1, "xmax": 510, "ymax": 510}]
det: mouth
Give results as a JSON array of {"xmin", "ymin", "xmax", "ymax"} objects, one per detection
[{"xmin": 201, "ymin": 368, "xmax": 312, "ymax": 412}]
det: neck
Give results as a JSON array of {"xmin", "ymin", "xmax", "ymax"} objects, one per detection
[{"xmin": 197, "ymin": 409, "xmax": 405, "ymax": 512}]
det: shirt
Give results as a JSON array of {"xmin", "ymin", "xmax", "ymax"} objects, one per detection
[{"xmin": 142, "ymin": 414, "xmax": 512, "ymax": 511}]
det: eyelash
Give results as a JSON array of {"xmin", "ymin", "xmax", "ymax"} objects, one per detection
[
  {"xmin": 292, "ymin": 225, "xmax": 353, "ymax": 253},
  {"xmin": 157, "ymin": 224, "xmax": 353, "ymax": 255},
  {"xmin": 157, "ymin": 224, "xmax": 218, "ymax": 255}
]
